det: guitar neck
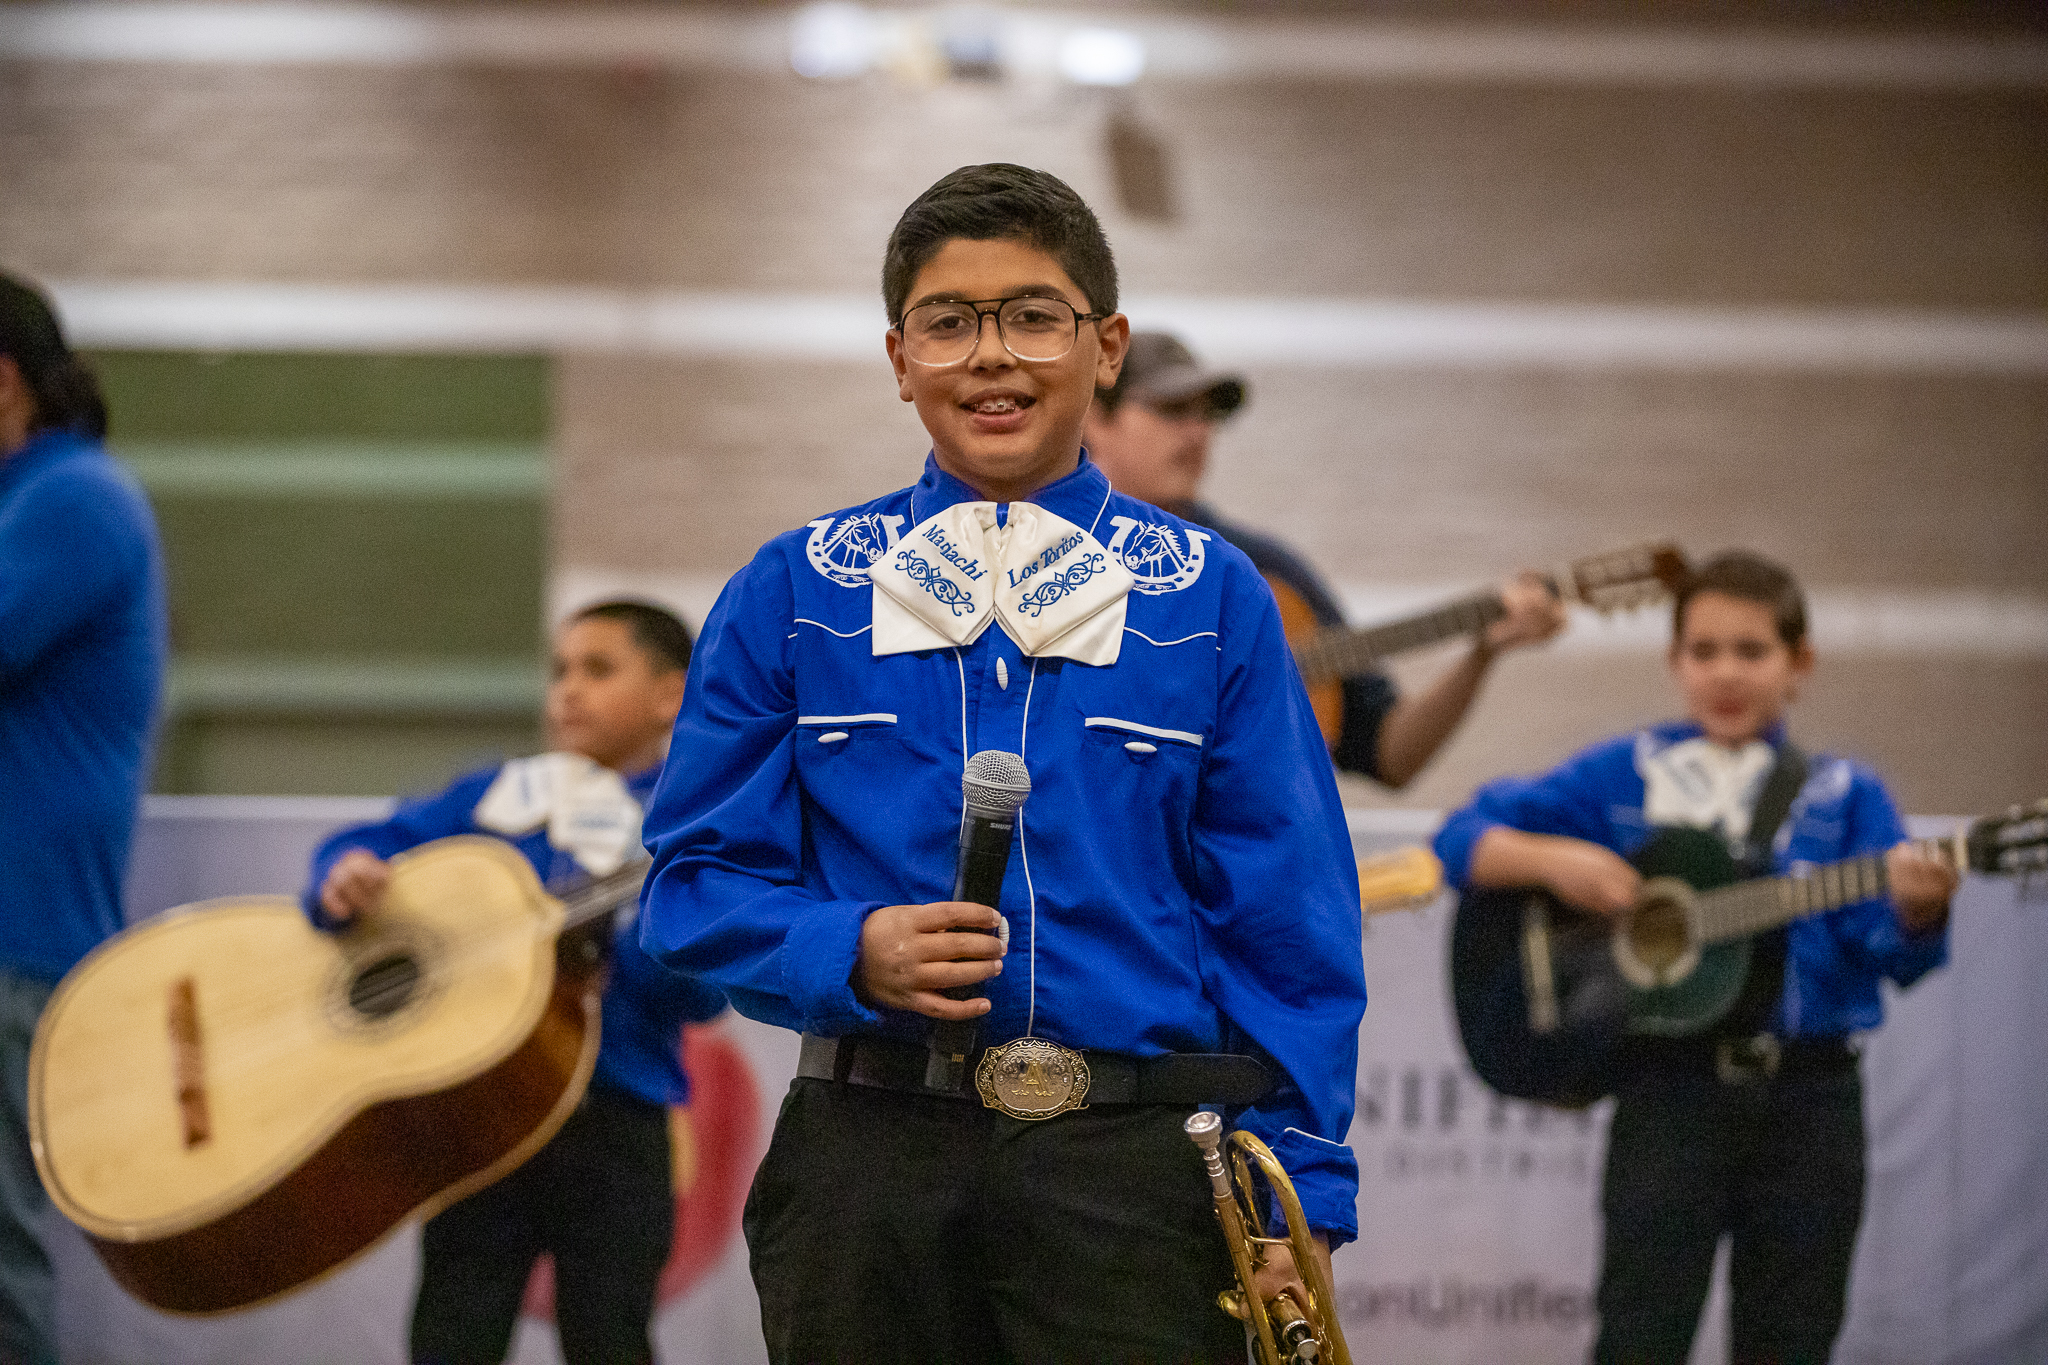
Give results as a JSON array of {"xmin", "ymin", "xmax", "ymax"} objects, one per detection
[
  {"xmin": 1293, "ymin": 591, "xmax": 1508, "ymax": 684},
  {"xmin": 1695, "ymin": 831, "xmax": 1968, "ymax": 945},
  {"xmin": 557, "ymin": 858, "xmax": 652, "ymax": 932}
]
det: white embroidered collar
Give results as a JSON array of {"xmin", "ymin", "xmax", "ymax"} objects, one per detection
[
  {"xmin": 1639, "ymin": 734, "xmax": 1776, "ymax": 846},
  {"xmin": 473, "ymin": 752, "xmax": 644, "ymax": 877},
  {"xmin": 867, "ymin": 500, "xmax": 1134, "ymax": 665}
]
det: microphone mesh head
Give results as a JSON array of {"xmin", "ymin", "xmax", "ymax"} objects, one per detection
[{"xmin": 962, "ymin": 749, "xmax": 1031, "ymax": 819}]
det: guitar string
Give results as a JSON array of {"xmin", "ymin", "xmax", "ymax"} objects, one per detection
[
  {"xmin": 1300, "ymin": 593, "xmax": 1505, "ymax": 681},
  {"xmin": 1690, "ymin": 840, "xmax": 1971, "ymax": 945},
  {"xmin": 1299, "ymin": 549, "xmax": 1674, "ymax": 680}
]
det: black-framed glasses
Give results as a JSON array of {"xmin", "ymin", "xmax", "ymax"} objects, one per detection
[{"xmin": 897, "ymin": 296, "xmax": 1106, "ymax": 367}]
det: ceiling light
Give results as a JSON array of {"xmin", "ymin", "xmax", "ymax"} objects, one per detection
[
  {"xmin": 789, "ymin": 2, "xmax": 876, "ymax": 80},
  {"xmin": 1058, "ymin": 27, "xmax": 1144, "ymax": 87}
]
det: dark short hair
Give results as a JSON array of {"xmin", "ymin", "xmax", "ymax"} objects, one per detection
[
  {"xmin": 570, "ymin": 600, "xmax": 694, "ymax": 673},
  {"xmin": 1673, "ymin": 551, "xmax": 1808, "ymax": 649},
  {"xmin": 0, "ymin": 273, "xmax": 108, "ymax": 440},
  {"xmin": 881, "ymin": 164, "xmax": 1118, "ymax": 328}
]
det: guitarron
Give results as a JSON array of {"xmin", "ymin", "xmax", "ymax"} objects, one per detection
[
  {"xmin": 28, "ymin": 836, "xmax": 645, "ymax": 1314},
  {"xmin": 1450, "ymin": 800, "xmax": 2047, "ymax": 1107}
]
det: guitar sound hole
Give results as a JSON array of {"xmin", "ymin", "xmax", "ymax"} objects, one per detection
[
  {"xmin": 348, "ymin": 954, "xmax": 422, "ymax": 1020},
  {"xmin": 1627, "ymin": 900, "xmax": 1691, "ymax": 978}
]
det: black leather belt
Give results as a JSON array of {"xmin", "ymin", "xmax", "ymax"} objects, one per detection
[
  {"xmin": 1627, "ymin": 1033, "xmax": 1858, "ymax": 1086},
  {"xmin": 797, "ymin": 1033, "xmax": 1271, "ymax": 1107}
]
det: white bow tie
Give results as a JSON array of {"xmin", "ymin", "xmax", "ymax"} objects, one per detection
[
  {"xmin": 1640, "ymin": 736, "xmax": 1776, "ymax": 845},
  {"xmin": 867, "ymin": 501, "xmax": 1134, "ymax": 665},
  {"xmin": 472, "ymin": 752, "xmax": 644, "ymax": 876}
]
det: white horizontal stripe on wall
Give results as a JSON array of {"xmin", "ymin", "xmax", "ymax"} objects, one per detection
[
  {"xmin": 554, "ymin": 569, "xmax": 2048, "ymax": 661},
  {"xmin": 50, "ymin": 282, "xmax": 2048, "ymax": 375},
  {"xmin": 0, "ymin": 3, "xmax": 785, "ymax": 68},
  {"xmin": 5, "ymin": 3, "xmax": 2046, "ymax": 90}
]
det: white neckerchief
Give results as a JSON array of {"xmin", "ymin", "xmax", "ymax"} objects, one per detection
[
  {"xmin": 1639, "ymin": 735, "xmax": 1776, "ymax": 846},
  {"xmin": 473, "ymin": 752, "xmax": 644, "ymax": 876},
  {"xmin": 868, "ymin": 500, "xmax": 1134, "ymax": 665}
]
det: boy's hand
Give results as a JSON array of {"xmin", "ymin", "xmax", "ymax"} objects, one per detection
[
  {"xmin": 855, "ymin": 901, "xmax": 1005, "ymax": 1019},
  {"xmin": 319, "ymin": 850, "xmax": 390, "ymax": 922},
  {"xmin": 1886, "ymin": 843, "xmax": 1958, "ymax": 935},
  {"xmin": 1471, "ymin": 828, "xmax": 1641, "ymax": 916},
  {"xmin": 1540, "ymin": 841, "xmax": 1643, "ymax": 916},
  {"xmin": 1484, "ymin": 573, "xmax": 1568, "ymax": 655},
  {"xmin": 1248, "ymin": 1231, "xmax": 1335, "ymax": 1341}
]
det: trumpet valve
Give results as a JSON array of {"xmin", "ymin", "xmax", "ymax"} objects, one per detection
[{"xmin": 1271, "ymin": 1293, "xmax": 1320, "ymax": 1362}]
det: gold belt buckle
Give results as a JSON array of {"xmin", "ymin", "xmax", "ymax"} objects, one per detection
[
  {"xmin": 1715, "ymin": 1034, "xmax": 1782, "ymax": 1086},
  {"xmin": 976, "ymin": 1037, "xmax": 1090, "ymax": 1120}
]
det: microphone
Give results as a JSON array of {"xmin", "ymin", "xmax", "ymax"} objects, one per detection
[{"xmin": 926, "ymin": 750, "xmax": 1030, "ymax": 1092}]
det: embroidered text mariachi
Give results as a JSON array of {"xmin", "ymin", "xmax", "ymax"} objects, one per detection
[{"xmin": 894, "ymin": 550, "xmax": 977, "ymax": 616}]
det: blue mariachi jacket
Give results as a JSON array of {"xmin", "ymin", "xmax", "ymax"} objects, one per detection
[
  {"xmin": 0, "ymin": 428, "xmax": 166, "ymax": 982},
  {"xmin": 640, "ymin": 454, "xmax": 1368, "ymax": 1242},
  {"xmin": 1434, "ymin": 720, "xmax": 1948, "ymax": 1037},
  {"xmin": 304, "ymin": 764, "xmax": 727, "ymax": 1107}
]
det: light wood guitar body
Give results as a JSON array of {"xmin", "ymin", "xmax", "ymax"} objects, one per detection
[
  {"xmin": 28, "ymin": 837, "xmax": 606, "ymax": 1315},
  {"xmin": 1357, "ymin": 845, "xmax": 1445, "ymax": 917}
]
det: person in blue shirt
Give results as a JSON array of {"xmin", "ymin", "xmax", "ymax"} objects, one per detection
[
  {"xmin": 0, "ymin": 273, "xmax": 166, "ymax": 1365},
  {"xmin": 1083, "ymin": 330, "xmax": 1566, "ymax": 787},
  {"xmin": 1434, "ymin": 550, "xmax": 1956, "ymax": 1365},
  {"xmin": 305, "ymin": 601, "xmax": 726, "ymax": 1365},
  {"xmin": 639, "ymin": 164, "xmax": 1367, "ymax": 1363}
]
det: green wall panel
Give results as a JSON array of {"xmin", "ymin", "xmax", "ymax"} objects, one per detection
[
  {"xmin": 88, "ymin": 351, "xmax": 553, "ymax": 796},
  {"xmin": 91, "ymin": 352, "xmax": 549, "ymax": 442},
  {"xmin": 149, "ymin": 493, "xmax": 545, "ymax": 657}
]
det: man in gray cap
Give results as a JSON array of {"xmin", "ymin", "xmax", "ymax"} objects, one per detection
[{"xmin": 1082, "ymin": 331, "xmax": 1562, "ymax": 787}]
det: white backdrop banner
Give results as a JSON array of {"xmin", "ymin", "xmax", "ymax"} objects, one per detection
[
  {"xmin": 48, "ymin": 800, "xmax": 2045, "ymax": 1364},
  {"xmin": 1340, "ymin": 812, "xmax": 1613, "ymax": 1363}
]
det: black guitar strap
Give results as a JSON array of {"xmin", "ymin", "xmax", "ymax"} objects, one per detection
[{"xmin": 1719, "ymin": 741, "xmax": 1809, "ymax": 1038}]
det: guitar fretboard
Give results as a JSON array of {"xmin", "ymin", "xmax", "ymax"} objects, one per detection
[
  {"xmin": 558, "ymin": 858, "xmax": 653, "ymax": 932},
  {"xmin": 1695, "ymin": 832, "xmax": 1967, "ymax": 945},
  {"xmin": 1292, "ymin": 592, "xmax": 1508, "ymax": 684}
]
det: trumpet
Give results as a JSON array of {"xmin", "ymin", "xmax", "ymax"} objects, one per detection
[{"xmin": 1185, "ymin": 1112, "xmax": 1353, "ymax": 1365}]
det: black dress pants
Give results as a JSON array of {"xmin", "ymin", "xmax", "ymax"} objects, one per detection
[
  {"xmin": 410, "ymin": 1084, "xmax": 675, "ymax": 1365},
  {"xmin": 744, "ymin": 1077, "xmax": 1250, "ymax": 1365},
  {"xmin": 1592, "ymin": 1059, "xmax": 1865, "ymax": 1365}
]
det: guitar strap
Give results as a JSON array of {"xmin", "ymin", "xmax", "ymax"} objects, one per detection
[{"xmin": 1718, "ymin": 740, "xmax": 1809, "ymax": 1038}]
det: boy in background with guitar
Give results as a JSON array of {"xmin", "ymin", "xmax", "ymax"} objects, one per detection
[
  {"xmin": 1433, "ymin": 551, "xmax": 1956, "ymax": 1364},
  {"xmin": 304, "ymin": 601, "xmax": 726, "ymax": 1365},
  {"xmin": 1081, "ymin": 331, "xmax": 1566, "ymax": 787}
]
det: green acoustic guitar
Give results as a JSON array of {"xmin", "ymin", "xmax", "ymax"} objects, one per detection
[{"xmin": 1450, "ymin": 800, "xmax": 2048, "ymax": 1106}]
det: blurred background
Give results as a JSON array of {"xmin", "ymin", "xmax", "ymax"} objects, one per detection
[{"xmin": 3, "ymin": 0, "xmax": 2042, "ymax": 814}]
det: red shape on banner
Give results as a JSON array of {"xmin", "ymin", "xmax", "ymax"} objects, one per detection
[{"xmin": 521, "ymin": 1023, "xmax": 765, "ymax": 1318}]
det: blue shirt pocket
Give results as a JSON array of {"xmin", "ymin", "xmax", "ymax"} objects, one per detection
[{"xmin": 795, "ymin": 711, "xmax": 901, "ymax": 754}]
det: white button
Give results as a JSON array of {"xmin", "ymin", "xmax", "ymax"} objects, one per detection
[
  {"xmin": 818, "ymin": 731, "xmax": 849, "ymax": 744},
  {"xmin": 1124, "ymin": 741, "xmax": 1157, "ymax": 754},
  {"xmin": 996, "ymin": 657, "xmax": 1009, "ymax": 690}
]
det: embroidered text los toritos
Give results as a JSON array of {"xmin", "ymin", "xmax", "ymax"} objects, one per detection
[
  {"xmin": 919, "ymin": 523, "xmax": 986, "ymax": 581},
  {"xmin": 1005, "ymin": 531, "xmax": 1084, "ymax": 589}
]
